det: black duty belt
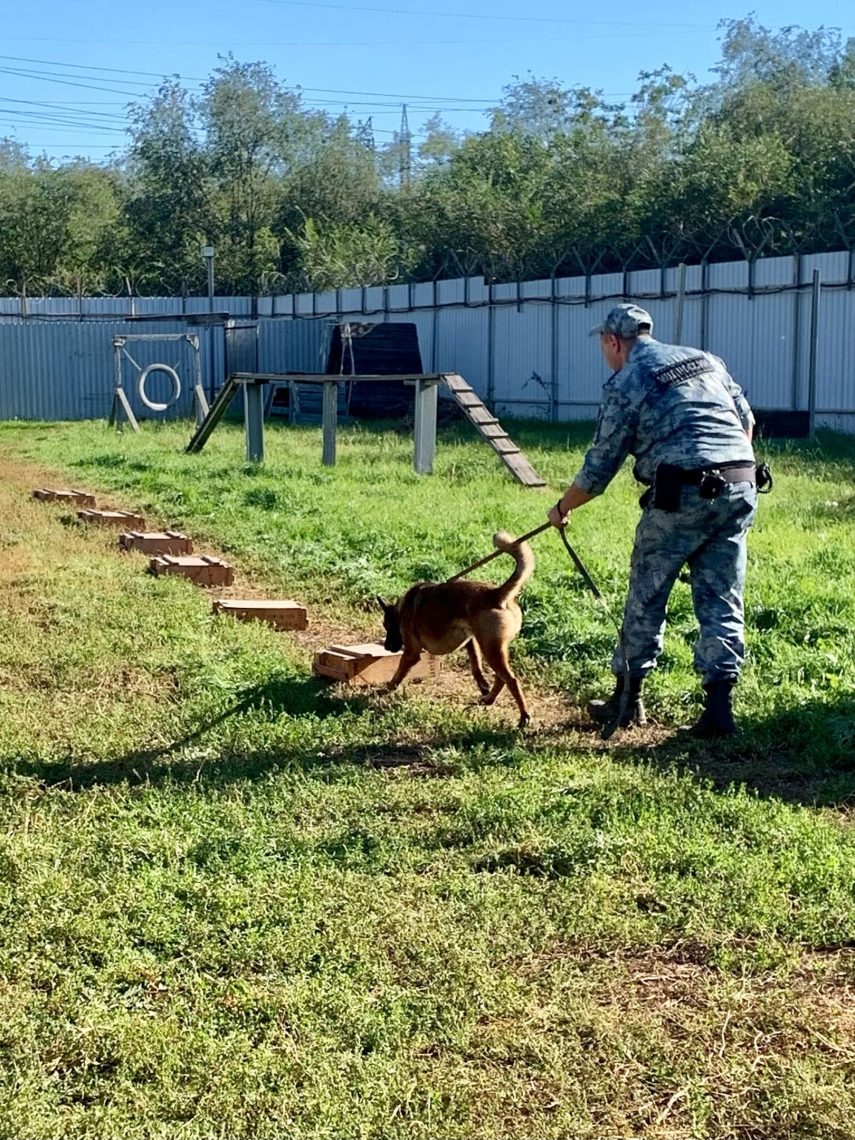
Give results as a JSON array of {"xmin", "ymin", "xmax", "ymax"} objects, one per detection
[
  {"xmin": 647, "ymin": 461, "xmax": 758, "ymax": 511},
  {"xmin": 673, "ymin": 462, "xmax": 756, "ymax": 486}
]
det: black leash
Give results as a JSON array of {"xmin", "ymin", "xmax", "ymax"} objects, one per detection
[
  {"xmin": 445, "ymin": 521, "xmax": 552, "ymax": 583},
  {"xmin": 556, "ymin": 527, "xmax": 630, "ymax": 740},
  {"xmin": 448, "ymin": 523, "xmax": 630, "ymax": 740}
]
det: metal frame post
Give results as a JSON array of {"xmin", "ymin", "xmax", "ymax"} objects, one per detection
[
  {"xmin": 807, "ymin": 268, "xmax": 821, "ymax": 440},
  {"xmin": 673, "ymin": 262, "xmax": 687, "ymax": 343},
  {"xmin": 244, "ymin": 382, "xmax": 265, "ymax": 462},
  {"xmin": 790, "ymin": 254, "xmax": 803, "ymax": 412},
  {"xmin": 413, "ymin": 378, "xmax": 439, "ymax": 474},
  {"xmin": 202, "ymin": 244, "xmax": 216, "ymax": 402},
  {"xmin": 190, "ymin": 335, "xmax": 209, "ymax": 427},
  {"xmin": 109, "ymin": 336, "xmax": 140, "ymax": 432},
  {"xmin": 699, "ymin": 259, "xmax": 709, "ymax": 350},
  {"xmin": 486, "ymin": 282, "xmax": 495, "ymax": 409},
  {"xmin": 549, "ymin": 275, "xmax": 559, "ymax": 421},
  {"xmin": 322, "ymin": 380, "xmax": 338, "ymax": 466}
]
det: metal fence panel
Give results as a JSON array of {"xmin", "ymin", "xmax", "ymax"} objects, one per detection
[
  {"xmin": 4, "ymin": 252, "xmax": 855, "ymax": 427},
  {"xmin": 0, "ymin": 319, "xmax": 210, "ymax": 421}
]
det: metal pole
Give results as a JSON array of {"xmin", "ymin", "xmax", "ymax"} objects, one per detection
[
  {"xmin": 673, "ymin": 262, "xmax": 687, "ymax": 343},
  {"xmin": 807, "ymin": 268, "xmax": 821, "ymax": 441},
  {"xmin": 430, "ymin": 279, "xmax": 438, "ymax": 371},
  {"xmin": 244, "ymin": 382, "xmax": 265, "ymax": 462},
  {"xmin": 700, "ymin": 259, "xmax": 709, "ymax": 350},
  {"xmin": 413, "ymin": 378, "xmax": 438, "ymax": 474},
  {"xmin": 202, "ymin": 245, "xmax": 216, "ymax": 403},
  {"xmin": 206, "ymin": 255, "xmax": 215, "ymax": 313},
  {"xmin": 322, "ymin": 380, "xmax": 338, "ymax": 467},
  {"xmin": 790, "ymin": 254, "xmax": 802, "ymax": 412},
  {"xmin": 109, "ymin": 337, "xmax": 123, "ymax": 427},
  {"xmin": 190, "ymin": 335, "xmax": 209, "ymax": 427},
  {"xmin": 486, "ymin": 283, "xmax": 495, "ymax": 409},
  {"xmin": 550, "ymin": 275, "xmax": 559, "ymax": 421}
]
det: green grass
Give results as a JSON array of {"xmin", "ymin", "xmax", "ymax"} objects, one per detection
[{"xmin": 0, "ymin": 417, "xmax": 853, "ymax": 1139}]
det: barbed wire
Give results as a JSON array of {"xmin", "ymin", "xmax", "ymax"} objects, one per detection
[{"xmin": 3, "ymin": 211, "xmax": 854, "ymax": 302}]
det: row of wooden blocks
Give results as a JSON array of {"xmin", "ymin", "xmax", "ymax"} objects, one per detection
[{"xmin": 32, "ymin": 486, "xmax": 438, "ymax": 686}]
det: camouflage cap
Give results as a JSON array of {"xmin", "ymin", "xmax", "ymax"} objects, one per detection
[{"xmin": 590, "ymin": 303, "xmax": 653, "ymax": 338}]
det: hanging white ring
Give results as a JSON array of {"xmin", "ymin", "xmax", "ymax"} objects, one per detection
[{"xmin": 137, "ymin": 362, "xmax": 182, "ymax": 412}]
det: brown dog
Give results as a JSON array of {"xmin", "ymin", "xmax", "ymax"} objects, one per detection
[{"xmin": 377, "ymin": 531, "xmax": 534, "ymax": 727}]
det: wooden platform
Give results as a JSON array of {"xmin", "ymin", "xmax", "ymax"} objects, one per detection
[
  {"xmin": 32, "ymin": 487, "xmax": 96, "ymax": 506},
  {"xmin": 78, "ymin": 508, "xmax": 145, "ymax": 528},
  {"xmin": 212, "ymin": 599, "xmax": 308, "ymax": 630},
  {"xmin": 149, "ymin": 554, "xmax": 234, "ymax": 587},
  {"xmin": 313, "ymin": 641, "xmax": 440, "ymax": 686},
  {"xmin": 119, "ymin": 530, "xmax": 193, "ymax": 555}
]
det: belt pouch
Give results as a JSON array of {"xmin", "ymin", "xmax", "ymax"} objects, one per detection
[{"xmin": 652, "ymin": 464, "xmax": 682, "ymax": 512}]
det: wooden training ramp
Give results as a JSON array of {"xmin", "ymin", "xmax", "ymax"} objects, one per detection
[{"xmin": 441, "ymin": 372, "xmax": 546, "ymax": 488}]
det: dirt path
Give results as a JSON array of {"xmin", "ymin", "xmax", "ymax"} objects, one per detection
[{"xmin": 1, "ymin": 447, "xmax": 619, "ymax": 738}]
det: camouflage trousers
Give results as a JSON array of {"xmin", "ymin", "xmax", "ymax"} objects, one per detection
[{"xmin": 612, "ymin": 481, "xmax": 757, "ymax": 684}]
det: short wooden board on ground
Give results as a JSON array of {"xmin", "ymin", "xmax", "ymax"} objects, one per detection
[
  {"xmin": 33, "ymin": 488, "xmax": 96, "ymax": 507},
  {"xmin": 213, "ymin": 599, "xmax": 308, "ymax": 631},
  {"xmin": 78, "ymin": 508, "xmax": 146, "ymax": 527},
  {"xmin": 313, "ymin": 641, "xmax": 440, "ymax": 686},
  {"xmin": 119, "ymin": 530, "xmax": 194, "ymax": 555},
  {"xmin": 149, "ymin": 554, "xmax": 234, "ymax": 587}
]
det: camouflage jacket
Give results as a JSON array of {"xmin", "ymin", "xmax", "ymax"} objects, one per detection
[{"xmin": 574, "ymin": 336, "xmax": 755, "ymax": 495}]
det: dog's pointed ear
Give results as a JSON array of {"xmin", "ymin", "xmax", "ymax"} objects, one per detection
[{"xmin": 376, "ymin": 595, "xmax": 388, "ymax": 612}]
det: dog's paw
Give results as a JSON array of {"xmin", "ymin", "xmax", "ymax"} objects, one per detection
[{"xmin": 517, "ymin": 713, "xmax": 532, "ymax": 730}]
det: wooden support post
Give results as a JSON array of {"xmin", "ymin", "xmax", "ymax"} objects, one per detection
[
  {"xmin": 244, "ymin": 381, "xmax": 265, "ymax": 462},
  {"xmin": 322, "ymin": 380, "xmax": 338, "ymax": 467},
  {"xmin": 413, "ymin": 377, "xmax": 439, "ymax": 475}
]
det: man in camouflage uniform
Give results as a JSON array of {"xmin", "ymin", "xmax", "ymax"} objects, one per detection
[{"xmin": 547, "ymin": 303, "xmax": 757, "ymax": 736}]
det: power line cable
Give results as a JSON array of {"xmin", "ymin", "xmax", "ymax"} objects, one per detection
[
  {"xmin": 0, "ymin": 53, "xmax": 204, "ymax": 81},
  {"xmin": 0, "ymin": 95, "xmax": 128, "ymax": 121},
  {"xmin": 250, "ymin": 0, "xmax": 713, "ymax": 28}
]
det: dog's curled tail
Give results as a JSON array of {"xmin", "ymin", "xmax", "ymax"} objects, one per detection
[{"xmin": 492, "ymin": 530, "xmax": 535, "ymax": 602}]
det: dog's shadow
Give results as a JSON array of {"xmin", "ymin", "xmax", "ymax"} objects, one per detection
[{"xmin": 8, "ymin": 670, "xmax": 544, "ymax": 792}]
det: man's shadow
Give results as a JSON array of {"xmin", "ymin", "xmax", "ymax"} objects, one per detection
[{"xmin": 608, "ymin": 692, "xmax": 855, "ymax": 808}]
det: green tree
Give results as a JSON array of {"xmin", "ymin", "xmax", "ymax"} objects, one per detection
[
  {"xmin": 123, "ymin": 79, "xmax": 210, "ymax": 293},
  {"xmin": 276, "ymin": 117, "xmax": 386, "ymax": 286},
  {"xmin": 286, "ymin": 215, "xmax": 401, "ymax": 291},
  {"xmin": 0, "ymin": 157, "xmax": 120, "ymax": 294},
  {"xmin": 198, "ymin": 56, "xmax": 325, "ymax": 293}
]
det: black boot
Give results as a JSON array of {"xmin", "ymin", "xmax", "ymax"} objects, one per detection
[
  {"xmin": 686, "ymin": 680, "xmax": 738, "ymax": 738},
  {"xmin": 588, "ymin": 674, "xmax": 646, "ymax": 728}
]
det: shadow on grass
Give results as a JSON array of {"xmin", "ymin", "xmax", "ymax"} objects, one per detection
[
  {"xmin": 8, "ymin": 671, "xmax": 530, "ymax": 791},
  {"xmin": 7, "ymin": 663, "xmax": 853, "ymax": 806},
  {"xmin": 610, "ymin": 693, "xmax": 855, "ymax": 808}
]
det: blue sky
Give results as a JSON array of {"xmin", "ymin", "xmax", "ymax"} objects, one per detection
[{"xmin": 2, "ymin": 0, "xmax": 853, "ymax": 161}]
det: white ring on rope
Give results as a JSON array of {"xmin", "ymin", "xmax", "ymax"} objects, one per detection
[{"xmin": 137, "ymin": 362, "xmax": 182, "ymax": 412}]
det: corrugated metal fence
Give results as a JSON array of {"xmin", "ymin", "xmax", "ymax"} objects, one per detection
[{"xmin": 2, "ymin": 251, "xmax": 855, "ymax": 430}]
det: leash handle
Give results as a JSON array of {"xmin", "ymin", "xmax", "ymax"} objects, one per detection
[{"xmin": 445, "ymin": 521, "xmax": 552, "ymax": 583}]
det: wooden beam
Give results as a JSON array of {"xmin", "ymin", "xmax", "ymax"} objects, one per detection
[
  {"xmin": 230, "ymin": 372, "xmax": 446, "ymax": 385},
  {"xmin": 185, "ymin": 375, "xmax": 239, "ymax": 453}
]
